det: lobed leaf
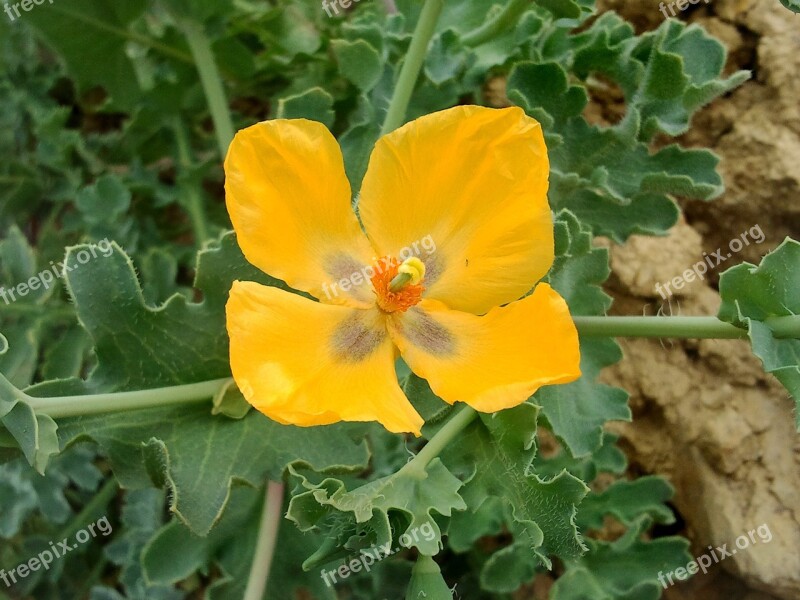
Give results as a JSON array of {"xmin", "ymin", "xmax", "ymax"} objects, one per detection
[{"xmin": 718, "ymin": 239, "xmax": 800, "ymax": 429}]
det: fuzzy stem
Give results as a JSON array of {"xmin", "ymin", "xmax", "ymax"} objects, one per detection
[
  {"xmin": 171, "ymin": 118, "xmax": 211, "ymax": 246},
  {"xmin": 6, "ymin": 316, "xmax": 798, "ymax": 420},
  {"xmin": 178, "ymin": 18, "xmax": 235, "ymax": 156},
  {"xmin": 380, "ymin": 0, "xmax": 445, "ymax": 136},
  {"xmin": 57, "ymin": 476, "xmax": 118, "ymax": 541},
  {"xmin": 573, "ymin": 315, "xmax": 800, "ymax": 340},
  {"xmin": 24, "ymin": 378, "xmax": 231, "ymax": 419},
  {"xmin": 402, "ymin": 405, "xmax": 478, "ymax": 478},
  {"xmin": 461, "ymin": 0, "xmax": 530, "ymax": 47},
  {"xmin": 243, "ymin": 481, "xmax": 285, "ymax": 600}
]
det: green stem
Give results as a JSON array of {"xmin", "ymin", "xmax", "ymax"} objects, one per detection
[
  {"xmin": 461, "ymin": 0, "xmax": 530, "ymax": 47},
  {"xmin": 244, "ymin": 481, "xmax": 285, "ymax": 600},
  {"xmin": 171, "ymin": 118, "xmax": 211, "ymax": 245},
  {"xmin": 402, "ymin": 405, "xmax": 477, "ymax": 477},
  {"xmin": 77, "ymin": 555, "xmax": 109, "ymax": 597},
  {"xmin": 0, "ymin": 303, "xmax": 74, "ymax": 319},
  {"xmin": 57, "ymin": 476, "xmax": 118, "ymax": 542},
  {"xmin": 24, "ymin": 378, "xmax": 231, "ymax": 419},
  {"xmin": 380, "ymin": 0, "xmax": 445, "ymax": 136},
  {"xmin": 574, "ymin": 315, "xmax": 800, "ymax": 340},
  {"xmin": 178, "ymin": 18, "xmax": 235, "ymax": 156},
  {"xmin": 2, "ymin": 317, "xmax": 797, "ymax": 422}
]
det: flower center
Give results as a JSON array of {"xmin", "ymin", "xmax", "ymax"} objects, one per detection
[{"xmin": 371, "ymin": 256, "xmax": 425, "ymax": 313}]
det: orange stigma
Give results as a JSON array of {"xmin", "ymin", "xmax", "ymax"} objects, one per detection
[{"xmin": 371, "ymin": 256, "xmax": 424, "ymax": 313}]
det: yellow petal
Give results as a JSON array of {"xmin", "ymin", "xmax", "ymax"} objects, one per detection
[
  {"xmin": 226, "ymin": 281, "xmax": 424, "ymax": 434},
  {"xmin": 387, "ymin": 283, "xmax": 580, "ymax": 412},
  {"xmin": 358, "ymin": 106, "xmax": 553, "ymax": 315},
  {"xmin": 225, "ymin": 119, "xmax": 377, "ymax": 307}
]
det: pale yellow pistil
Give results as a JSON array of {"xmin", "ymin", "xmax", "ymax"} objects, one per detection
[{"xmin": 389, "ymin": 257, "xmax": 426, "ymax": 292}]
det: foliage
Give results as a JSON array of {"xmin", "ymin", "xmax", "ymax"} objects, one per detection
[{"xmin": 0, "ymin": 0, "xmax": 795, "ymax": 599}]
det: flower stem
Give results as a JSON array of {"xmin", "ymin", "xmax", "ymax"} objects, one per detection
[
  {"xmin": 574, "ymin": 315, "xmax": 800, "ymax": 340},
  {"xmin": 380, "ymin": 0, "xmax": 445, "ymax": 136},
  {"xmin": 461, "ymin": 0, "xmax": 530, "ymax": 47},
  {"xmin": 402, "ymin": 405, "xmax": 477, "ymax": 477},
  {"xmin": 5, "ymin": 317, "xmax": 797, "ymax": 421},
  {"xmin": 244, "ymin": 481, "xmax": 285, "ymax": 600},
  {"xmin": 24, "ymin": 378, "xmax": 231, "ymax": 419},
  {"xmin": 57, "ymin": 476, "xmax": 118, "ymax": 542},
  {"xmin": 178, "ymin": 18, "xmax": 235, "ymax": 156},
  {"xmin": 171, "ymin": 117, "xmax": 211, "ymax": 246}
]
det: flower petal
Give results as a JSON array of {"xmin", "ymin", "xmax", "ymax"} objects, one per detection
[
  {"xmin": 358, "ymin": 106, "xmax": 553, "ymax": 315},
  {"xmin": 226, "ymin": 281, "xmax": 423, "ymax": 434},
  {"xmin": 387, "ymin": 283, "xmax": 580, "ymax": 412},
  {"xmin": 225, "ymin": 119, "xmax": 377, "ymax": 307}
]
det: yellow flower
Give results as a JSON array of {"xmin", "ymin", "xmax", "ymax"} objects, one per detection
[{"xmin": 225, "ymin": 106, "xmax": 581, "ymax": 436}]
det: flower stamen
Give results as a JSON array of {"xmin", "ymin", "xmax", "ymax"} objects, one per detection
[{"xmin": 372, "ymin": 256, "xmax": 425, "ymax": 313}]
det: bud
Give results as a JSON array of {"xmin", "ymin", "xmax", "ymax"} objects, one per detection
[{"xmin": 405, "ymin": 555, "xmax": 452, "ymax": 600}]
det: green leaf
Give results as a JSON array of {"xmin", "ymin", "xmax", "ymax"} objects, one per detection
[
  {"xmin": 632, "ymin": 22, "xmax": 750, "ymax": 140},
  {"xmin": 537, "ymin": 0, "xmax": 594, "ymax": 20},
  {"xmin": 98, "ymin": 488, "xmax": 184, "ymax": 600},
  {"xmin": 405, "ymin": 555, "xmax": 452, "ymax": 600},
  {"xmin": 142, "ymin": 486, "xmax": 262, "ymax": 585},
  {"xmin": 257, "ymin": 4, "xmax": 322, "ymax": 62},
  {"xmin": 339, "ymin": 95, "xmax": 382, "ymax": 193},
  {"xmin": 25, "ymin": 0, "xmax": 149, "ymax": 110},
  {"xmin": 400, "ymin": 371, "xmax": 452, "ymax": 425},
  {"xmin": 0, "ymin": 334, "xmax": 59, "ymax": 475},
  {"xmin": 331, "ymin": 39, "xmax": 383, "ymax": 92},
  {"xmin": 0, "ymin": 225, "xmax": 60, "ymax": 391},
  {"xmin": 41, "ymin": 326, "xmax": 91, "ymax": 381},
  {"xmin": 533, "ymin": 432, "xmax": 627, "ymax": 484},
  {"xmin": 578, "ymin": 476, "xmax": 675, "ymax": 530},
  {"xmin": 61, "ymin": 241, "xmax": 231, "ymax": 389},
  {"xmin": 287, "ymin": 457, "xmax": 465, "ymax": 559},
  {"xmin": 535, "ymin": 339, "xmax": 629, "ymax": 459},
  {"xmin": 75, "ymin": 175, "xmax": 132, "ymax": 225},
  {"xmin": 138, "ymin": 249, "xmax": 184, "ymax": 307},
  {"xmin": 718, "ymin": 239, "xmax": 800, "ymax": 429},
  {"xmin": 210, "ymin": 379, "xmax": 251, "ymax": 420},
  {"xmin": 507, "ymin": 62, "xmax": 588, "ymax": 129},
  {"xmin": 443, "ymin": 403, "xmax": 588, "ymax": 591},
  {"xmin": 506, "ymin": 15, "xmax": 749, "ymax": 242},
  {"xmin": 424, "ymin": 30, "xmax": 470, "ymax": 86},
  {"xmin": 547, "ymin": 210, "xmax": 612, "ymax": 316},
  {"xmin": 780, "ymin": 0, "xmax": 800, "ymax": 13},
  {"xmin": 538, "ymin": 212, "xmax": 630, "ymax": 457},
  {"xmin": 159, "ymin": 0, "xmax": 233, "ymax": 22},
  {"xmin": 540, "ymin": 440, "xmax": 688, "ymax": 600},
  {"xmin": 276, "ymin": 87, "xmax": 336, "ymax": 128},
  {"xmin": 142, "ymin": 485, "xmax": 337, "ymax": 599},
  {"xmin": 552, "ymin": 518, "xmax": 690, "ymax": 600}
]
